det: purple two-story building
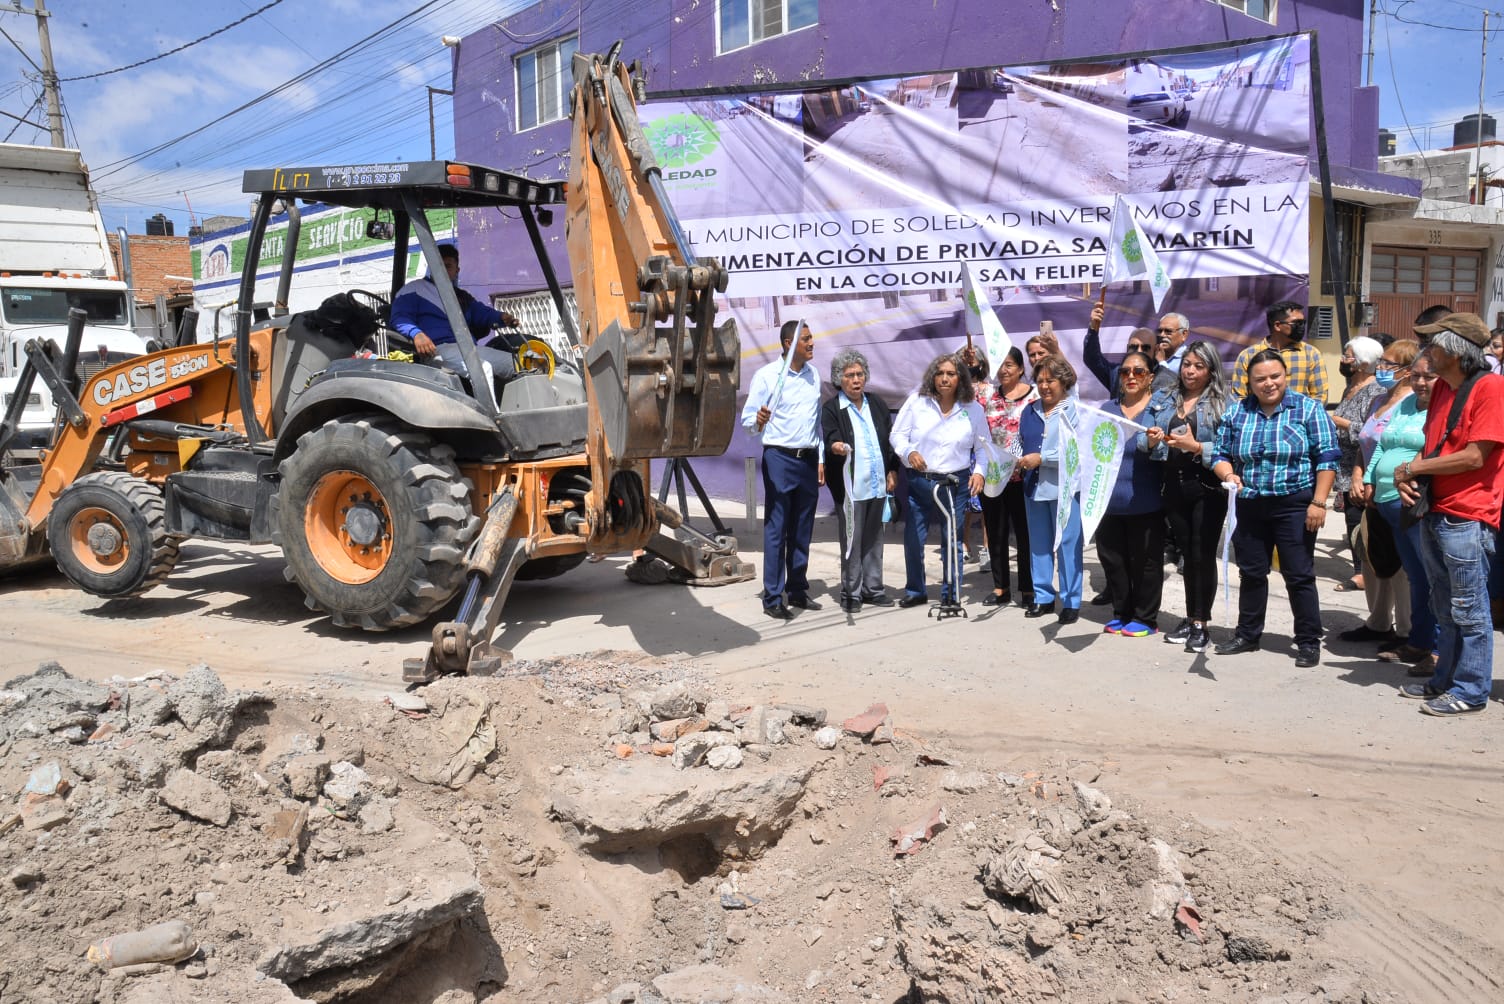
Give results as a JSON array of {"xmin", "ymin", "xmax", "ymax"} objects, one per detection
[{"xmin": 446, "ymin": 0, "xmax": 1418, "ymax": 499}]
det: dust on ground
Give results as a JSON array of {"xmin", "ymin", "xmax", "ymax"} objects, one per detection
[{"xmin": 0, "ymin": 652, "xmax": 1392, "ymax": 1003}]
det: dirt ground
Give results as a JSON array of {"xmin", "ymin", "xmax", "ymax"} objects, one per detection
[{"xmin": 1, "ymin": 516, "xmax": 1500, "ymax": 1002}]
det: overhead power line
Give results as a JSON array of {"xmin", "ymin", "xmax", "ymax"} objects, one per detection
[
  {"xmin": 90, "ymin": 0, "xmax": 450, "ymax": 180},
  {"xmin": 59, "ymin": 0, "xmax": 291, "ymax": 82}
]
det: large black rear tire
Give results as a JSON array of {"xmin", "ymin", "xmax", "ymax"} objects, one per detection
[
  {"xmin": 271, "ymin": 416, "xmax": 476, "ymax": 630},
  {"xmin": 47, "ymin": 472, "xmax": 180, "ymax": 597}
]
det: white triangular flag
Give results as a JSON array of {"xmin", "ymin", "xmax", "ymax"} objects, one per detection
[
  {"xmin": 962, "ymin": 262, "xmax": 1012, "ymax": 374},
  {"xmin": 1104, "ymin": 195, "xmax": 1172, "ymax": 311}
]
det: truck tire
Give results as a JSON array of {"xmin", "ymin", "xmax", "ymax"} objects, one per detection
[
  {"xmin": 47, "ymin": 472, "xmax": 181, "ymax": 597},
  {"xmin": 271, "ymin": 415, "xmax": 476, "ymax": 630}
]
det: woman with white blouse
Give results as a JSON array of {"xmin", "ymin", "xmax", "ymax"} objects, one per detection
[{"xmin": 890, "ymin": 353, "xmax": 990, "ymax": 607}]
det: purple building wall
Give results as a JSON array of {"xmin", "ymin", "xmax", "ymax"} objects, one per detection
[{"xmin": 451, "ymin": 0, "xmax": 1373, "ymax": 301}]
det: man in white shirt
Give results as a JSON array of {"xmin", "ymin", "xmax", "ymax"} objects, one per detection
[{"xmin": 741, "ymin": 321, "xmax": 824, "ymax": 620}]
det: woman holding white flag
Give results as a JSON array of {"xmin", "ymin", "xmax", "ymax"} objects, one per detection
[
  {"xmin": 1143, "ymin": 341, "xmax": 1231, "ymax": 654},
  {"xmin": 1017, "ymin": 355, "xmax": 1085, "ymax": 624},
  {"xmin": 890, "ymin": 353, "xmax": 990, "ymax": 607},
  {"xmin": 1094, "ymin": 350, "xmax": 1165, "ymax": 638},
  {"xmin": 978, "ymin": 347, "xmax": 1038, "ymax": 607}
]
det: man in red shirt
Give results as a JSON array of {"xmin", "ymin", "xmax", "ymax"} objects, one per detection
[{"xmin": 1394, "ymin": 312, "xmax": 1503, "ymax": 716}]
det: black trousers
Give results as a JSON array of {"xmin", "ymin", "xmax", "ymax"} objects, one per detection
[
  {"xmin": 1232, "ymin": 490, "xmax": 1321, "ymax": 646},
  {"xmin": 981, "ymin": 480, "xmax": 1033, "ymax": 597},
  {"xmin": 1163, "ymin": 476, "xmax": 1228, "ymax": 623},
  {"xmin": 1096, "ymin": 510, "xmax": 1164, "ymax": 626}
]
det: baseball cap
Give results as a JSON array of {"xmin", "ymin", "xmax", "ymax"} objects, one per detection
[{"xmin": 1413, "ymin": 311, "xmax": 1490, "ymax": 348}]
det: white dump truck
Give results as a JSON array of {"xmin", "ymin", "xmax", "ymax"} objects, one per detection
[{"xmin": 0, "ymin": 143, "xmax": 150, "ymax": 453}]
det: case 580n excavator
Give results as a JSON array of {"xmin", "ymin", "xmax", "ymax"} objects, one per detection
[{"xmin": 0, "ymin": 45, "xmax": 752, "ymax": 680}]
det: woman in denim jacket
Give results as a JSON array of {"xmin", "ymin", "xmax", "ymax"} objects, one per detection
[{"xmin": 1140, "ymin": 341, "xmax": 1231, "ymax": 654}]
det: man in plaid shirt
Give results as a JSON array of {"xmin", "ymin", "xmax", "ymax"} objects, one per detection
[{"xmin": 1230, "ymin": 301, "xmax": 1329, "ymax": 404}]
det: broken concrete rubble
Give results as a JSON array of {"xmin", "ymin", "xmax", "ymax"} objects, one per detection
[
  {"xmin": 548, "ymin": 759, "xmax": 812, "ymax": 857},
  {"xmin": 0, "ymin": 654, "xmax": 1384, "ymax": 1004},
  {"xmin": 159, "ymin": 768, "xmax": 233, "ymax": 827},
  {"xmin": 256, "ymin": 874, "xmax": 483, "ymax": 983}
]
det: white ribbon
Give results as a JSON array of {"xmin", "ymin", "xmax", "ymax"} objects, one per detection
[
  {"xmin": 1217, "ymin": 481, "xmax": 1239, "ymax": 620},
  {"xmin": 841, "ymin": 453, "xmax": 856, "ymax": 561}
]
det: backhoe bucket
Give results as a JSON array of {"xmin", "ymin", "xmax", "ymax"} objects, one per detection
[
  {"xmin": 585, "ymin": 316, "xmax": 738, "ymax": 461},
  {"xmin": 0, "ymin": 477, "xmax": 38, "ymax": 566}
]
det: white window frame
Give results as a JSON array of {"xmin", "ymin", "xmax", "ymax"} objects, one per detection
[
  {"xmin": 515, "ymin": 35, "xmax": 578, "ymax": 133},
  {"xmin": 716, "ymin": 0, "xmax": 819, "ymax": 56},
  {"xmin": 1208, "ymin": 0, "xmax": 1276, "ymax": 24}
]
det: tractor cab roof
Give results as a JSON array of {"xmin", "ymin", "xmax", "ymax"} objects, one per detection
[{"xmin": 241, "ymin": 160, "xmax": 564, "ymax": 211}]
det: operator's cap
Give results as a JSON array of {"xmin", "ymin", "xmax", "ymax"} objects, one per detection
[{"xmin": 1413, "ymin": 311, "xmax": 1490, "ymax": 348}]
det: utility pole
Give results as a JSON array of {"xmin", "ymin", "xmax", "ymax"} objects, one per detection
[
  {"xmin": 33, "ymin": 0, "xmax": 63, "ymax": 147},
  {"xmin": 1473, "ymin": 13, "xmax": 1485, "ymax": 207},
  {"xmin": 1366, "ymin": 0, "xmax": 1380, "ymax": 87},
  {"xmin": 0, "ymin": 0, "xmax": 65, "ymax": 146}
]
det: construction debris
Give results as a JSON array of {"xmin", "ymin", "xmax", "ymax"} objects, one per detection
[{"xmin": 0, "ymin": 653, "xmax": 1391, "ymax": 1003}]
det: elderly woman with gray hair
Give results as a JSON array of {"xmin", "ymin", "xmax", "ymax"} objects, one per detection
[
  {"xmin": 821, "ymin": 348, "xmax": 900, "ymax": 613},
  {"xmin": 1332, "ymin": 335, "xmax": 1387, "ymax": 592}
]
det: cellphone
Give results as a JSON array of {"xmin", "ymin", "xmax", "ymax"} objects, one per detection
[{"xmin": 1039, "ymin": 320, "xmax": 1054, "ymax": 338}]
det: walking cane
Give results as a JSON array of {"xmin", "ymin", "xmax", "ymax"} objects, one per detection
[{"xmin": 930, "ymin": 475, "xmax": 967, "ymax": 620}]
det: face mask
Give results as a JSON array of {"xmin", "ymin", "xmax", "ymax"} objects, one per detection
[
  {"xmin": 882, "ymin": 494, "xmax": 896, "ymax": 523},
  {"xmin": 1338, "ymin": 361, "xmax": 1354, "ymax": 379},
  {"xmin": 1375, "ymin": 369, "xmax": 1397, "ymax": 389},
  {"xmin": 1287, "ymin": 319, "xmax": 1307, "ymax": 341}
]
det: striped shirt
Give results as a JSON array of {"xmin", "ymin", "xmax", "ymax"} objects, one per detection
[
  {"xmin": 1213, "ymin": 391, "xmax": 1340, "ymax": 499},
  {"xmin": 1230, "ymin": 338, "xmax": 1329, "ymax": 404}
]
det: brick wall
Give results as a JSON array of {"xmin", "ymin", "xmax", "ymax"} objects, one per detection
[{"xmin": 107, "ymin": 233, "xmax": 192, "ymax": 303}]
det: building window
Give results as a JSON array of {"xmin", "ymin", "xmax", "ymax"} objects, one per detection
[
  {"xmin": 1371, "ymin": 247, "xmax": 1481, "ymax": 295},
  {"xmin": 1320, "ymin": 201, "xmax": 1364, "ymax": 297},
  {"xmin": 516, "ymin": 36, "xmax": 578, "ymax": 132},
  {"xmin": 1209, "ymin": 0, "xmax": 1276, "ymax": 23},
  {"xmin": 718, "ymin": 0, "xmax": 817, "ymax": 54}
]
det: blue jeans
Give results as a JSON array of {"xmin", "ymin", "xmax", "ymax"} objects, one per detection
[
  {"xmin": 1023, "ymin": 493, "xmax": 1084, "ymax": 609},
  {"xmin": 1418, "ymin": 513, "xmax": 1496, "ymax": 707},
  {"xmin": 1375, "ymin": 499, "xmax": 1437, "ymax": 651},
  {"xmin": 903, "ymin": 471, "xmax": 969, "ymax": 601}
]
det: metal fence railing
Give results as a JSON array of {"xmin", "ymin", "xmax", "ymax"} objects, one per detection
[{"xmin": 490, "ymin": 289, "xmax": 581, "ymax": 362}]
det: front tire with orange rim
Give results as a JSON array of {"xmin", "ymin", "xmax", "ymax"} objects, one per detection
[
  {"xmin": 46, "ymin": 472, "xmax": 180, "ymax": 597},
  {"xmin": 271, "ymin": 415, "xmax": 476, "ymax": 631}
]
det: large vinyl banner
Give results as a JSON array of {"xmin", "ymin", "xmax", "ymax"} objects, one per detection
[{"xmin": 642, "ymin": 36, "xmax": 1311, "ymax": 501}]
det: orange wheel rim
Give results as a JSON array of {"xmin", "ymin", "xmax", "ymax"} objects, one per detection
[
  {"xmin": 304, "ymin": 470, "xmax": 391, "ymax": 584},
  {"xmin": 68, "ymin": 506, "xmax": 129, "ymax": 575}
]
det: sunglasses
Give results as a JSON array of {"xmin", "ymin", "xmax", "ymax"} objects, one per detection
[
  {"xmin": 1155, "ymin": 327, "xmax": 1179, "ymax": 335},
  {"xmin": 1119, "ymin": 366, "xmax": 1150, "ymax": 377},
  {"xmin": 1127, "ymin": 343, "xmax": 1154, "ymax": 354}
]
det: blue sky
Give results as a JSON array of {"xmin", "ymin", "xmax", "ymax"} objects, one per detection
[
  {"xmin": 0, "ymin": 0, "xmax": 526, "ymax": 235},
  {"xmin": 1371, "ymin": 0, "xmax": 1504, "ymax": 156},
  {"xmin": 0, "ymin": 1, "xmax": 1495, "ymax": 237}
]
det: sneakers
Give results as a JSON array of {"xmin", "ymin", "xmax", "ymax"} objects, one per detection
[
  {"xmin": 1164, "ymin": 620, "xmax": 1193, "ymax": 645},
  {"xmin": 1399, "ymin": 683, "xmax": 1445, "ymax": 700},
  {"xmin": 1294, "ymin": 645, "xmax": 1321, "ymax": 668},
  {"xmin": 1120, "ymin": 621, "xmax": 1157, "ymax": 638},
  {"xmin": 1420, "ymin": 693, "xmax": 1486, "ymax": 717},
  {"xmin": 1104, "ymin": 620, "xmax": 1123, "ymax": 634},
  {"xmin": 1184, "ymin": 625, "xmax": 1210, "ymax": 653}
]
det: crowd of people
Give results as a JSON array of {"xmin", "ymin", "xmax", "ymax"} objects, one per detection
[{"xmin": 741, "ymin": 304, "xmax": 1504, "ymax": 719}]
